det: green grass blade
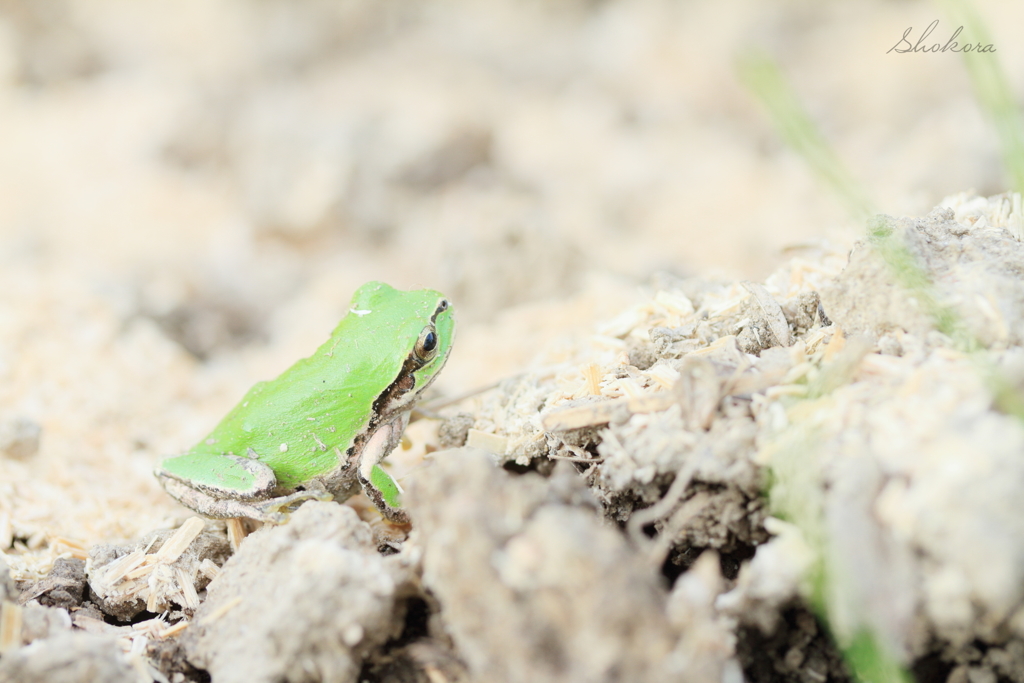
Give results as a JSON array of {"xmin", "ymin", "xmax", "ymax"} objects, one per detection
[{"xmin": 736, "ymin": 52, "xmax": 876, "ymax": 223}]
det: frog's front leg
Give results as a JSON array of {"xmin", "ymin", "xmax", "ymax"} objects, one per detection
[
  {"xmin": 359, "ymin": 413, "xmax": 411, "ymax": 524},
  {"xmin": 156, "ymin": 453, "xmax": 331, "ymax": 524}
]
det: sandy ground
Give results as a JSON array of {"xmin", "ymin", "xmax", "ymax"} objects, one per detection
[{"xmin": 1, "ymin": 1, "xmax": 1024, "ymax": 682}]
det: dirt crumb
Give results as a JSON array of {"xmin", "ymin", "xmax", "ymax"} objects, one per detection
[{"xmin": 0, "ymin": 632, "xmax": 136, "ymax": 683}]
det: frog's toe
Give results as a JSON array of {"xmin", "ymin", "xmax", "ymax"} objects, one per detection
[
  {"xmin": 251, "ymin": 489, "xmax": 334, "ymax": 523},
  {"xmin": 261, "ymin": 509, "xmax": 290, "ymax": 525},
  {"xmin": 280, "ymin": 488, "xmax": 334, "ymax": 506},
  {"xmin": 382, "ymin": 507, "xmax": 410, "ymax": 525}
]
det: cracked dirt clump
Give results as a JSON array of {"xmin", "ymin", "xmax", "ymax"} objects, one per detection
[
  {"xmin": 86, "ymin": 519, "xmax": 231, "ymax": 621},
  {"xmin": 821, "ymin": 206, "xmax": 1024, "ymax": 347},
  {"xmin": 451, "ymin": 195, "xmax": 1024, "ymax": 681},
  {"xmin": 181, "ymin": 502, "xmax": 411, "ymax": 683},
  {"xmin": 406, "ymin": 447, "xmax": 737, "ymax": 683}
]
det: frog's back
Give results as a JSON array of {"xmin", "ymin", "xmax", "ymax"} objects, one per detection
[{"xmin": 188, "ymin": 282, "xmax": 445, "ymax": 487}]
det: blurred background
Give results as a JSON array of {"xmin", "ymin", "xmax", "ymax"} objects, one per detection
[{"xmin": 0, "ymin": 0, "xmax": 1021, "ymax": 544}]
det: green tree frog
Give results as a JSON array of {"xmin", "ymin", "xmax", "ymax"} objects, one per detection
[{"xmin": 155, "ymin": 282, "xmax": 454, "ymax": 524}]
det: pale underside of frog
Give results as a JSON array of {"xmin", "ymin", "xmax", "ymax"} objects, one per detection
[{"xmin": 155, "ymin": 282, "xmax": 455, "ymax": 524}]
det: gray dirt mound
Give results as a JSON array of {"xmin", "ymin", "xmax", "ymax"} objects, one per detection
[{"xmin": 5, "ymin": 195, "xmax": 1024, "ymax": 683}]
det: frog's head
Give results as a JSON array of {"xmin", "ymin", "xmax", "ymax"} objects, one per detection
[
  {"xmin": 404, "ymin": 288, "xmax": 455, "ymax": 394},
  {"xmin": 350, "ymin": 281, "xmax": 455, "ymax": 414}
]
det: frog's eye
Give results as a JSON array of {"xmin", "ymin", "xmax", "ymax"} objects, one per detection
[{"xmin": 415, "ymin": 326, "xmax": 439, "ymax": 362}]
